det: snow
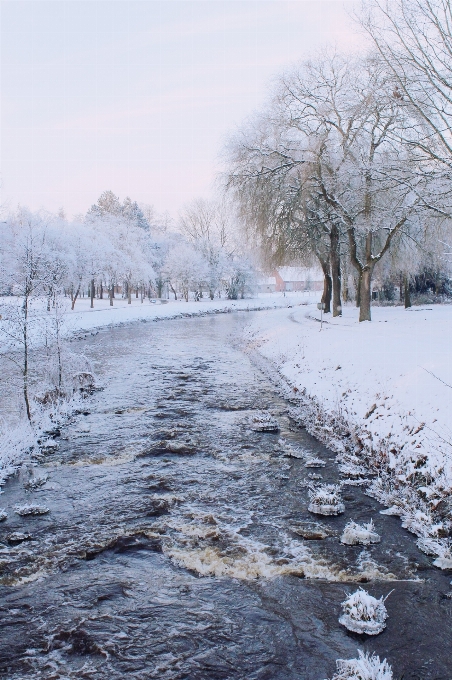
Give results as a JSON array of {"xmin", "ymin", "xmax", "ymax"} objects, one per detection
[
  {"xmin": 341, "ymin": 520, "xmax": 381, "ymax": 546},
  {"xmin": 244, "ymin": 302, "xmax": 452, "ymax": 559},
  {"xmin": 0, "ymin": 291, "xmax": 318, "ymax": 350},
  {"xmin": 339, "ymin": 588, "xmax": 388, "ymax": 635},
  {"xmin": 326, "ymin": 650, "xmax": 393, "ymax": 680},
  {"xmin": 14, "ymin": 504, "xmax": 50, "ymax": 516},
  {"xmin": 308, "ymin": 484, "xmax": 345, "ymax": 516}
]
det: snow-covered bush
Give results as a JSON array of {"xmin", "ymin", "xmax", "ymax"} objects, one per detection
[
  {"xmin": 326, "ymin": 650, "xmax": 393, "ymax": 680},
  {"xmin": 308, "ymin": 484, "xmax": 345, "ymax": 516},
  {"xmin": 339, "ymin": 588, "xmax": 388, "ymax": 635},
  {"xmin": 341, "ymin": 520, "xmax": 380, "ymax": 546}
]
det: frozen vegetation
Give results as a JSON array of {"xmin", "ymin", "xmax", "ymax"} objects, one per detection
[
  {"xmin": 326, "ymin": 650, "xmax": 393, "ymax": 680},
  {"xmin": 308, "ymin": 484, "xmax": 345, "ymax": 516},
  {"xmin": 339, "ymin": 588, "xmax": 389, "ymax": 635},
  {"xmin": 246, "ymin": 303, "xmax": 452, "ymax": 564},
  {"xmin": 341, "ymin": 520, "xmax": 380, "ymax": 546}
]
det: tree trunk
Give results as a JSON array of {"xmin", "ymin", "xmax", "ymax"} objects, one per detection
[
  {"xmin": 127, "ymin": 281, "xmax": 132, "ymax": 304},
  {"xmin": 359, "ymin": 268, "xmax": 373, "ymax": 322},
  {"xmin": 355, "ymin": 275, "xmax": 361, "ymax": 308},
  {"xmin": 170, "ymin": 283, "xmax": 177, "ymax": 300},
  {"xmin": 330, "ymin": 224, "xmax": 342, "ymax": 316},
  {"xmin": 100, "ymin": 282, "xmax": 103, "ymax": 299},
  {"xmin": 70, "ymin": 284, "xmax": 81, "ymax": 311},
  {"xmin": 22, "ymin": 294, "xmax": 31, "ymax": 422},
  {"xmin": 90, "ymin": 278, "xmax": 95, "ymax": 308},
  {"xmin": 110, "ymin": 284, "xmax": 114, "ymax": 306},
  {"xmin": 404, "ymin": 275, "xmax": 411, "ymax": 308},
  {"xmin": 317, "ymin": 255, "xmax": 332, "ymax": 313},
  {"xmin": 136, "ymin": 288, "xmax": 139, "ymax": 299}
]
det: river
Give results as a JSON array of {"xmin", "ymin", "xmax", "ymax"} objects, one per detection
[{"xmin": 0, "ymin": 312, "xmax": 451, "ymax": 679}]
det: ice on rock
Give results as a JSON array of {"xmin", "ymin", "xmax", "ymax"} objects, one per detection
[
  {"xmin": 341, "ymin": 520, "xmax": 380, "ymax": 546},
  {"xmin": 14, "ymin": 504, "xmax": 50, "ymax": 516},
  {"xmin": 308, "ymin": 484, "xmax": 345, "ymax": 516},
  {"xmin": 305, "ymin": 457, "xmax": 326, "ymax": 468},
  {"xmin": 0, "ymin": 509, "xmax": 7, "ymax": 521},
  {"xmin": 250, "ymin": 413, "xmax": 280, "ymax": 432},
  {"xmin": 339, "ymin": 588, "xmax": 388, "ymax": 635},
  {"xmin": 326, "ymin": 650, "xmax": 393, "ymax": 680},
  {"xmin": 278, "ymin": 438, "xmax": 304, "ymax": 458}
]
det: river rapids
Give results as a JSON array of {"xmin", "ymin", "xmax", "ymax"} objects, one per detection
[{"xmin": 0, "ymin": 313, "xmax": 451, "ymax": 679}]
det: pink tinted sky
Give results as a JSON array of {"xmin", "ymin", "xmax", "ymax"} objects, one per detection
[{"xmin": 1, "ymin": 0, "xmax": 363, "ymax": 219}]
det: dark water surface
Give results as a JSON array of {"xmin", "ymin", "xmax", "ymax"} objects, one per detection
[{"xmin": 0, "ymin": 313, "xmax": 451, "ymax": 679}]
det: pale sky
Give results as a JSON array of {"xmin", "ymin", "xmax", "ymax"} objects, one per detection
[{"xmin": 1, "ymin": 0, "xmax": 362, "ymax": 219}]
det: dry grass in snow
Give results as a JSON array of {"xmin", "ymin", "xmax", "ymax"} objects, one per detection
[{"xmin": 245, "ymin": 303, "xmax": 452, "ymax": 564}]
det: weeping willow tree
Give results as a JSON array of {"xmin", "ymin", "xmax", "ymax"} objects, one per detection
[{"xmin": 223, "ymin": 113, "xmax": 342, "ymax": 313}]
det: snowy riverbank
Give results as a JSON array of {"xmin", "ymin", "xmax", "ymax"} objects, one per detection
[
  {"xmin": 244, "ymin": 303, "xmax": 452, "ymax": 566},
  {"xmin": 0, "ymin": 291, "xmax": 319, "ymax": 351},
  {"xmin": 0, "ymin": 292, "xmax": 319, "ymax": 484},
  {"xmin": 66, "ymin": 291, "xmax": 318, "ymax": 334}
]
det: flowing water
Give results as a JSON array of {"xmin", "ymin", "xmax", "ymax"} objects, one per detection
[{"xmin": 0, "ymin": 313, "xmax": 451, "ymax": 679}]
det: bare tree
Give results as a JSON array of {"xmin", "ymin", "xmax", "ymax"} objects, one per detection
[
  {"xmin": 0, "ymin": 212, "xmax": 48, "ymax": 420},
  {"xmin": 360, "ymin": 1, "xmax": 452, "ymax": 181},
  {"xmin": 277, "ymin": 52, "xmax": 427, "ymax": 320}
]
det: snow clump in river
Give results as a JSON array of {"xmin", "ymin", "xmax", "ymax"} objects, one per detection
[
  {"xmin": 339, "ymin": 588, "xmax": 388, "ymax": 635},
  {"xmin": 0, "ymin": 508, "xmax": 7, "ymax": 521},
  {"xmin": 308, "ymin": 484, "xmax": 345, "ymax": 516},
  {"xmin": 326, "ymin": 650, "xmax": 393, "ymax": 680},
  {"xmin": 341, "ymin": 520, "xmax": 380, "ymax": 545},
  {"xmin": 14, "ymin": 504, "xmax": 50, "ymax": 516},
  {"xmin": 250, "ymin": 412, "xmax": 280, "ymax": 432},
  {"xmin": 305, "ymin": 457, "xmax": 326, "ymax": 468}
]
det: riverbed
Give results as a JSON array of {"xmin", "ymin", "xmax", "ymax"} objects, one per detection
[{"xmin": 0, "ymin": 313, "xmax": 451, "ymax": 679}]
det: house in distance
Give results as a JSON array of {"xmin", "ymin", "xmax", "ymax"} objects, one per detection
[{"xmin": 257, "ymin": 267, "xmax": 323, "ymax": 294}]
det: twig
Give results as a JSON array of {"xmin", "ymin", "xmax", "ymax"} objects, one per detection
[{"xmin": 421, "ymin": 367, "xmax": 452, "ymax": 390}]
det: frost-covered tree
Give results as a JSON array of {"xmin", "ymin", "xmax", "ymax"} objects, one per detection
[
  {"xmin": 360, "ymin": 0, "xmax": 452, "ymax": 188},
  {"xmin": 0, "ymin": 210, "xmax": 50, "ymax": 420},
  {"xmin": 87, "ymin": 191, "xmax": 150, "ymax": 231},
  {"xmin": 164, "ymin": 241, "xmax": 208, "ymax": 301},
  {"xmin": 225, "ymin": 51, "xmax": 430, "ymax": 321}
]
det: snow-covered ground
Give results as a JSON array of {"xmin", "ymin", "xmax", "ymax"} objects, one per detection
[
  {"xmin": 244, "ymin": 303, "xmax": 452, "ymax": 558},
  {"xmin": 0, "ymin": 291, "xmax": 319, "ymax": 350},
  {"xmin": 66, "ymin": 291, "xmax": 318, "ymax": 333}
]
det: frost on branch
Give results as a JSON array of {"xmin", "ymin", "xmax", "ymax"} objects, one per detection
[
  {"xmin": 308, "ymin": 484, "xmax": 345, "ymax": 516},
  {"xmin": 14, "ymin": 504, "xmax": 50, "ymax": 516},
  {"xmin": 326, "ymin": 650, "xmax": 393, "ymax": 680},
  {"xmin": 339, "ymin": 588, "xmax": 388, "ymax": 635},
  {"xmin": 341, "ymin": 520, "xmax": 380, "ymax": 546}
]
